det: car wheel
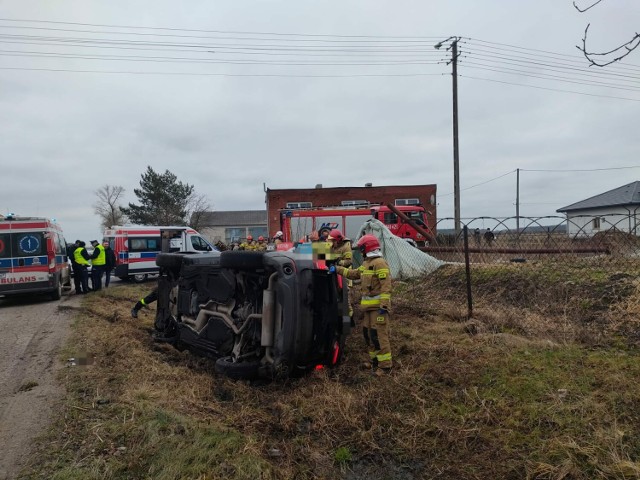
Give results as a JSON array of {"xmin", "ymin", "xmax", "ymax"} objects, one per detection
[
  {"xmin": 215, "ymin": 356, "xmax": 261, "ymax": 380},
  {"xmin": 220, "ymin": 251, "xmax": 264, "ymax": 270},
  {"xmin": 156, "ymin": 253, "xmax": 186, "ymax": 270},
  {"xmin": 50, "ymin": 278, "xmax": 62, "ymax": 301},
  {"xmin": 131, "ymin": 274, "xmax": 148, "ymax": 283}
]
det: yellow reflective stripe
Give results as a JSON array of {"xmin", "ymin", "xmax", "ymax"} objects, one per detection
[
  {"xmin": 380, "ymin": 294, "xmax": 391, "ymax": 300},
  {"xmin": 377, "ymin": 353, "xmax": 392, "ymax": 362},
  {"xmin": 369, "ymin": 352, "xmax": 377, "ymax": 359},
  {"xmin": 376, "ymin": 268, "xmax": 390, "ymax": 274},
  {"xmin": 361, "ymin": 298, "xmax": 381, "ymax": 306},
  {"xmin": 361, "ymin": 271, "xmax": 375, "ymax": 276}
]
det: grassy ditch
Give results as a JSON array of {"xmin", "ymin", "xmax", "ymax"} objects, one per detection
[{"xmin": 19, "ymin": 261, "xmax": 640, "ymax": 479}]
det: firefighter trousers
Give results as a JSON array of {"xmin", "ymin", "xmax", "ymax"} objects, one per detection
[{"xmin": 362, "ymin": 309, "xmax": 392, "ymax": 369}]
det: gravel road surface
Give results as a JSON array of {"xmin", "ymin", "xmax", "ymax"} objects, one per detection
[{"xmin": 0, "ymin": 292, "xmax": 80, "ymax": 480}]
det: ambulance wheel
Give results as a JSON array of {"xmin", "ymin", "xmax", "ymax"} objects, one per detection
[
  {"xmin": 131, "ymin": 274, "xmax": 148, "ymax": 283},
  {"xmin": 50, "ymin": 280, "xmax": 62, "ymax": 301}
]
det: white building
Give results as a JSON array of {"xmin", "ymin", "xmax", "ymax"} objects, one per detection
[{"xmin": 557, "ymin": 182, "xmax": 640, "ymax": 236}]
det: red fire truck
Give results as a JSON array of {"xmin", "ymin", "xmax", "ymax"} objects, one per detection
[{"xmin": 279, "ymin": 204, "xmax": 434, "ymax": 246}]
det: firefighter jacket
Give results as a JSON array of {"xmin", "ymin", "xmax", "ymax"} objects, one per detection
[
  {"xmin": 239, "ymin": 241, "xmax": 257, "ymax": 251},
  {"xmin": 330, "ymin": 240, "xmax": 352, "ymax": 267},
  {"xmin": 91, "ymin": 244, "xmax": 106, "ymax": 266},
  {"xmin": 336, "ymin": 255, "xmax": 391, "ymax": 311}
]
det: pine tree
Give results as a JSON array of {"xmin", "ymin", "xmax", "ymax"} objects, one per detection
[{"xmin": 121, "ymin": 166, "xmax": 194, "ymax": 225}]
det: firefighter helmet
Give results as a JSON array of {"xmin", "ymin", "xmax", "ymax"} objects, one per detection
[
  {"xmin": 356, "ymin": 234, "xmax": 380, "ymax": 254},
  {"xmin": 328, "ymin": 229, "xmax": 344, "ymax": 242},
  {"xmin": 274, "ymin": 231, "xmax": 284, "ymax": 239},
  {"xmin": 258, "ymin": 236, "xmax": 265, "ymax": 242},
  {"xmin": 246, "ymin": 235, "xmax": 253, "ymax": 242}
]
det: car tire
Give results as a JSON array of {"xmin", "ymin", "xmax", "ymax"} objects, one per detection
[
  {"xmin": 215, "ymin": 356, "xmax": 261, "ymax": 380},
  {"xmin": 220, "ymin": 251, "xmax": 264, "ymax": 270},
  {"xmin": 156, "ymin": 253, "xmax": 186, "ymax": 270},
  {"xmin": 131, "ymin": 274, "xmax": 148, "ymax": 283},
  {"xmin": 50, "ymin": 278, "xmax": 62, "ymax": 301}
]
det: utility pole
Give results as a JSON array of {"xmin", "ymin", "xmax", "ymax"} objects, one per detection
[
  {"xmin": 435, "ymin": 36, "xmax": 461, "ymax": 235},
  {"xmin": 516, "ymin": 168, "xmax": 520, "ymax": 235}
]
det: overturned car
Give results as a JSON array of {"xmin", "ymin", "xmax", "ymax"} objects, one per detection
[{"xmin": 153, "ymin": 249, "xmax": 351, "ymax": 380}]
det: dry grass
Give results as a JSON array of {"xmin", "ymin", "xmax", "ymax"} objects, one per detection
[{"xmin": 18, "ymin": 263, "xmax": 640, "ymax": 480}]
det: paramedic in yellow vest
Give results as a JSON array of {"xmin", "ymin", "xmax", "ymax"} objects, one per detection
[
  {"xmin": 239, "ymin": 235, "xmax": 257, "ymax": 251},
  {"xmin": 330, "ymin": 234, "xmax": 393, "ymax": 376},
  {"xmin": 89, "ymin": 239, "xmax": 106, "ymax": 291},
  {"xmin": 73, "ymin": 240, "xmax": 91, "ymax": 294}
]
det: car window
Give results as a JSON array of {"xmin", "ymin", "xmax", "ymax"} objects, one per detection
[
  {"xmin": 130, "ymin": 237, "xmax": 161, "ymax": 252},
  {"xmin": 191, "ymin": 236, "xmax": 211, "ymax": 251}
]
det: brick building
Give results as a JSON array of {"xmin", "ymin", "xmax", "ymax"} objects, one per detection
[{"xmin": 265, "ymin": 184, "xmax": 437, "ymax": 236}]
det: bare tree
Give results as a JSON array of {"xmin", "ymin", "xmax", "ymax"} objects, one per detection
[
  {"xmin": 186, "ymin": 193, "xmax": 213, "ymax": 232},
  {"xmin": 574, "ymin": 0, "xmax": 640, "ymax": 66},
  {"xmin": 94, "ymin": 185, "xmax": 127, "ymax": 229}
]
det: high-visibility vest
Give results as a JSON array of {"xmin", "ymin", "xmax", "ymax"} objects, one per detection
[
  {"xmin": 92, "ymin": 244, "xmax": 106, "ymax": 266},
  {"xmin": 74, "ymin": 247, "xmax": 90, "ymax": 266}
]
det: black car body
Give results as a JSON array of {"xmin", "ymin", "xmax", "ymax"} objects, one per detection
[{"xmin": 153, "ymin": 249, "xmax": 350, "ymax": 380}]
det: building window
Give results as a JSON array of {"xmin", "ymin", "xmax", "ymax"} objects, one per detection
[
  {"xmin": 341, "ymin": 200, "xmax": 369, "ymax": 206},
  {"xmin": 225, "ymin": 228, "xmax": 245, "ymax": 244},
  {"xmin": 286, "ymin": 202, "xmax": 312, "ymax": 209},
  {"xmin": 248, "ymin": 227, "xmax": 268, "ymax": 239},
  {"xmin": 592, "ymin": 217, "xmax": 601, "ymax": 230},
  {"xmin": 395, "ymin": 198, "xmax": 420, "ymax": 206}
]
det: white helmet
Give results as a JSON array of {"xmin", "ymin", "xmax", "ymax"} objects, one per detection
[{"xmin": 274, "ymin": 231, "xmax": 284, "ymax": 239}]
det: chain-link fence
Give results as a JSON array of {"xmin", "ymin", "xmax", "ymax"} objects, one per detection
[{"xmin": 423, "ymin": 214, "xmax": 640, "ymax": 266}]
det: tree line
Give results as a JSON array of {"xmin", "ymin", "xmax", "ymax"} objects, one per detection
[{"xmin": 93, "ymin": 166, "xmax": 212, "ymax": 231}]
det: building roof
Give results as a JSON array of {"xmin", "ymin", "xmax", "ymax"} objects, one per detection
[
  {"xmin": 557, "ymin": 181, "xmax": 640, "ymax": 213},
  {"xmin": 198, "ymin": 210, "xmax": 267, "ymax": 227}
]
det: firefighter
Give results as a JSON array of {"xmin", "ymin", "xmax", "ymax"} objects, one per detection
[
  {"xmin": 239, "ymin": 235, "xmax": 257, "ymax": 251},
  {"xmin": 273, "ymin": 231, "xmax": 284, "ymax": 245},
  {"xmin": 131, "ymin": 287, "xmax": 158, "ymax": 318},
  {"xmin": 73, "ymin": 240, "xmax": 92, "ymax": 294},
  {"xmin": 330, "ymin": 234, "xmax": 393, "ymax": 376},
  {"xmin": 89, "ymin": 240, "xmax": 106, "ymax": 291},
  {"xmin": 255, "ymin": 236, "xmax": 268, "ymax": 251},
  {"xmin": 327, "ymin": 229, "xmax": 354, "ymax": 319},
  {"xmin": 327, "ymin": 229, "xmax": 352, "ymax": 267}
]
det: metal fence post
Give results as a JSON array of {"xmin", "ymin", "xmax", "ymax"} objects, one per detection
[{"xmin": 463, "ymin": 225, "xmax": 473, "ymax": 318}]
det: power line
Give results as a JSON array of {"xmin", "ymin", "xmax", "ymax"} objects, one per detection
[
  {"xmin": 439, "ymin": 170, "xmax": 516, "ymax": 197},
  {"xmin": 0, "ymin": 17, "xmax": 444, "ymax": 40},
  {"xmin": 460, "ymin": 75, "xmax": 640, "ymax": 102},
  {"xmin": 521, "ymin": 166, "xmax": 640, "ymax": 172},
  {"xmin": 0, "ymin": 66, "xmax": 445, "ymax": 77}
]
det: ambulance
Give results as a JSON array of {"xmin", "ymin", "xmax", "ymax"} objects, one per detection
[
  {"xmin": 103, "ymin": 225, "xmax": 215, "ymax": 282},
  {"xmin": 0, "ymin": 215, "xmax": 71, "ymax": 300}
]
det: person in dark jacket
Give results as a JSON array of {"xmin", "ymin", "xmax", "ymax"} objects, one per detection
[{"xmin": 103, "ymin": 241, "xmax": 116, "ymax": 287}]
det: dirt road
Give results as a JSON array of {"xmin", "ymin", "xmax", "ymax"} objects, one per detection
[{"xmin": 0, "ymin": 293, "xmax": 80, "ymax": 480}]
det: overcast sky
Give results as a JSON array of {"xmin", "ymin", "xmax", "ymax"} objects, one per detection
[{"xmin": 1, "ymin": 0, "xmax": 639, "ymax": 242}]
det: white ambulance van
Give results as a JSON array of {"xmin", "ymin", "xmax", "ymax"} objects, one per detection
[
  {"xmin": 0, "ymin": 215, "xmax": 71, "ymax": 300},
  {"xmin": 103, "ymin": 225, "xmax": 214, "ymax": 282}
]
